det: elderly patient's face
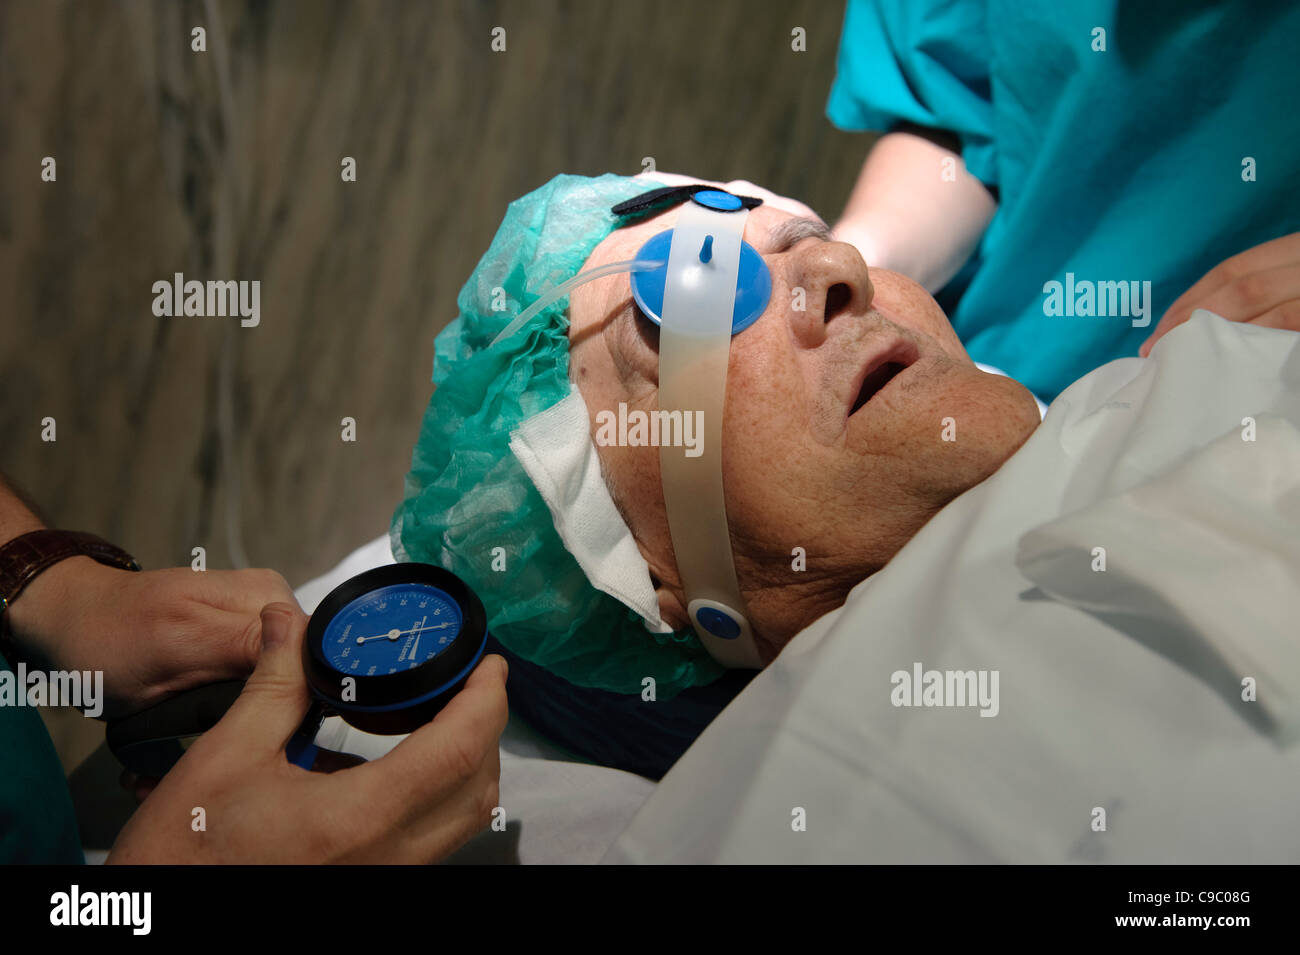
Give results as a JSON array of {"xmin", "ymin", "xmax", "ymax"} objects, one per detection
[{"xmin": 568, "ymin": 180, "xmax": 1040, "ymax": 661}]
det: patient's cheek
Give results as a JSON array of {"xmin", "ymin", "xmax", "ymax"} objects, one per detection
[{"xmin": 871, "ymin": 269, "xmax": 968, "ymax": 360}]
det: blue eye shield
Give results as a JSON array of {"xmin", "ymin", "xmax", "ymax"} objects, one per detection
[
  {"xmin": 491, "ymin": 184, "xmax": 770, "ymax": 669},
  {"xmin": 491, "ymin": 186, "xmax": 773, "ymax": 345},
  {"xmin": 621, "ymin": 188, "xmax": 772, "ymax": 335}
]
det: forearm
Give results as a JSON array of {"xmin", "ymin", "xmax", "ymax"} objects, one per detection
[
  {"xmin": 0, "ymin": 474, "xmax": 293, "ymax": 717},
  {"xmin": 0, "ymin": 472, "xmax": 48, "ymax": 543},
  {"xmin": 834, "ymin": 128, "xmax": 997, "ymax": 294},
  {"xmin": 0, "ymin": 473, "xmax": 100, "ymax": 662}
]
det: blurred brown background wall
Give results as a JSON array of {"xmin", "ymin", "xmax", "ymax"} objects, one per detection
[{"xmin": 1, "ymin": 0, "xmax": 869, "ymax": 593}]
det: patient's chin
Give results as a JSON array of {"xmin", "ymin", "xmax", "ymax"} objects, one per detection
[
  {"xmin": 961, "ymin": 375, "xmax": 1042, "ymax": 484},
  {"xmin": 891, "ymin": 364, "xmax": 1038, "ymax": 506},
  {"xmin": 994, "ymin": 376, "xmax": 1044, "ymax": 452}
]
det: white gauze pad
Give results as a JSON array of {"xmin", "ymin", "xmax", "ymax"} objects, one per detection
[{"xmin": 510, "ymin": 384, "xmax": 672, "ymax": 633}]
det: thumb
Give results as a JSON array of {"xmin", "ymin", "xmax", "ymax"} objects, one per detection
[{"xmin": 207, "ymin": 602, "xmax": 312, "ymax": 759}]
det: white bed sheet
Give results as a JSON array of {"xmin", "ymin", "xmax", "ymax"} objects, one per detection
[{"xmin": 606, "ymin": 311, "xmax": 1300, "ymax": 863}]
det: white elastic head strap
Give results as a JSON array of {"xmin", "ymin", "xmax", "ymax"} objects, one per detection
[{"xmin": 658, "ymin": 200, "xmax": 763, "ymax": 668}]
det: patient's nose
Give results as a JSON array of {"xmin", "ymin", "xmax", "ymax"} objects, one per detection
[{"xmin": 785, "ymin": 241, "xmax": 874, "ymax": 347}]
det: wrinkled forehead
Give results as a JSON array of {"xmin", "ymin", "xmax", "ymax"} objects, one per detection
[{"xmin": 586, "ymin": 172, "xmax": 822, "ymax": 267}]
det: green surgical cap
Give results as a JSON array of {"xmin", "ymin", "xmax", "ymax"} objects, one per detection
[{"xmin": 391, "ymin": 173, "xmax": 725, "ymax": 699}]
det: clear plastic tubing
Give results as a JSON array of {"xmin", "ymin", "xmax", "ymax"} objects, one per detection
[{"xmin": 490, "ymin": 258, "xmax": 665, "ymax": 347}]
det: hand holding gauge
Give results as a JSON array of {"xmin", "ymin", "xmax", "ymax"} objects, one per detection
[
  {"xmin": 108, "ymin": 563, "xmax": 492, "ymax": 774},
  {"xmin": 108, "ymin": 598, "xmax": 508, "ymax": 864}
]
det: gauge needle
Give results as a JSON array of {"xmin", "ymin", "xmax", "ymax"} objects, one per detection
[
  {"xmin": 355, "ymin": 623, "xmax": 453, "ymax": 645},
  {"xmin": 400, "ymin": 616, "xmax": 427, "ymax": 662}
]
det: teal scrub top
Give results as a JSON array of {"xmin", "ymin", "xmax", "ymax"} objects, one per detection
[
  {"xmin": 0, "ymin": 650, "xmax": 84, "ymax": 863},
  {"xmin": 827, "ymin": 0, "xmax": 1300, "ymax": 401}
]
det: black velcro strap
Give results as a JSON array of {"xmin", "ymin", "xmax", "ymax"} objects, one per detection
[{"xmin": 611, "ymin": 183, "xmax": 763, "ymax": 217}]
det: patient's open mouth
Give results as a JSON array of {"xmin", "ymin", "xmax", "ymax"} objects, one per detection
[
  {"xmin": 850, "ymin": 361, "xmax": 906, "ymax": 415},
  {"xmin": 849, "ymin": 342, "xmax": 919, "ymax": 417}
]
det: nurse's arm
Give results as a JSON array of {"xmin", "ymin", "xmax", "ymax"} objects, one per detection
[
  {"xmin": 833, "ymin": 125, "xmax": 996, "ymax": 294},
  {"xmin": 0, "ymin": 472, "xmax": 296, "ymax": 721}
]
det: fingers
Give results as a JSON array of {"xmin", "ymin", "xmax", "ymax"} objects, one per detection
[
  {"xmin": 1187, "ymin": 262, "xmax": 1300, "ymax": 324},
  {"xmin": 204, "ymin": 603, "xmax": 313, "ymax": 760},
  {"xmin": 1169, "ymin": 232, "xmax": 1300, "ymax": 316},
  {"xmin": 352, "ymin": 654, "xmax": 509, "ymax": 829},
  {"xmin": 1246, "ymin": 300, "xmax": 1300, "ymax": 332},
  {"xmin": 169, "ymin": 607, "xmax": 268, "ymax": 683},
  {"xmin": 224, "ymin": 570, "xmax": 299, "ymax": 669},
  {"xmin": 1141, "ymin": 232, "xmax": 1300, "ymax": 356},
  {"xmin": 380, "ymin": 654, "xmax": 508, "ymax": 789},
  {"xmin": 397, "ymin": 745, "xmax": 501, "ymax": 863},
  {"xmin": 226, "ymin": 568, "xmax": 299, "ymax": 630},
  {"xmin": 196, "ymin": 567, "xmax": 299, "ymax": 644},
  {"xmin": 1138, "ymin": 310, "xmax": 1186, "ymax": 357},
  {"xmin": 155, "ymin": 566, "xmax": 300, "ymax": 677}
]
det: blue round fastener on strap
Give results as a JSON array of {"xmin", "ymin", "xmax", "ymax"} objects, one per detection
[
  {"xmin": 630, "ymin": 230, "xmax": 772, "ymax": 335},
  {"xmin": 695, "ymin": 606, "xmax": 742, "ymax": 640},
  {"xmin": 692, "ymin": 189, "xmax": 744, "ymax": 212}
]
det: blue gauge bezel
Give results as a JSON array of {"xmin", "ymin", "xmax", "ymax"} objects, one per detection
[{"xmin": 303, "ymin": 562, "xmax": 487, "ymax": 715}]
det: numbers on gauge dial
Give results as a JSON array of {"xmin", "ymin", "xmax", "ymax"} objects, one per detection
[{"xmin": 321, "ymin": 583, "xmax": 463, "ymax": 676}]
